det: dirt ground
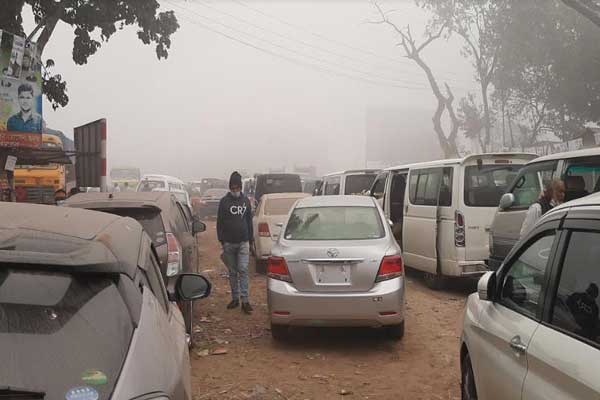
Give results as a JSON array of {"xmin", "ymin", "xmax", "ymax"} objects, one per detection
[{"xmin": 190, "ymin": 222, "xmax": 475, "ymax": 400}]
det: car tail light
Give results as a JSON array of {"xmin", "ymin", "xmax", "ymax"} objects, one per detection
[
  {"xmin": 258, "ymin": 223, "xmax": 271, "ymax": 237},
  {"xmin": 376, "ymin": 255, "xmax": 403, "ymax": 282},
  {"xmin": 166, "ymin": 233, "xmax": 182, "ymax": 277},
  {"xmin": 455, "ymin": 210, "xmax": 465, "ymax": 247},
  {"xmin": 267, "ymin": 256, "xmax": 292, "ymax": 282}
]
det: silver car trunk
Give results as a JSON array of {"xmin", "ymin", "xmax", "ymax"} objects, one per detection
[{"xmin": 278, "ymin": 238, "xmax": 390, "ymax": 292}]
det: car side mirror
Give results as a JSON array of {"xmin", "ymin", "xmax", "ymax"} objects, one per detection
[
  {"xmin": 192, "ymin": 219, "xmax": 206, "ymax": 235},
  {"xmin": 477, "ymin": 271, "xmax": 496, "ymax": 301},
  {"xmin": 499, "ymin": 193, "xmax": 515, "ymax": 210},
  {"xmin": 175, "ymin": 273, "xmax": 212, "ymax": 301}
]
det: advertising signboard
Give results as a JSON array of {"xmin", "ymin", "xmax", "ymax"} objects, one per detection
[{"xmin": 0, "ymin": 30, "xmax": 43, "ymax": 149}]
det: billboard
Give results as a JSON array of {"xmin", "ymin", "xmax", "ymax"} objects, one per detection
[
  {"xmin": 74, "ymin": 119, "xmax": 106, "ymax": 189},
  {"xmin": 0, "ymin": 30, "xmax": 43, "ymax": 149}
]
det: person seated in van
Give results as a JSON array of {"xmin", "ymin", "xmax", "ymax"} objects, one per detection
[
  {"xmin": 520, "ymin": 178, "xmax": 566, "ymax": 238},
  {"xmin": 565, "ymin": 175, "xmax": 589, "ymax": 202}
]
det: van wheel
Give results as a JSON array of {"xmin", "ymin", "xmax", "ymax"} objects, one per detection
[
  {"xmin": 271, "ymin": 324, "xmax": 289, "ymax": 341},
  {"xmin": 424, "ymin": 272, "xmax": 446, "ymax": 290},
  {"xmin": 461, "ymin": 353, "xmax": 478, "ymax": 400},
  {"xmin": 386, "ymin": 322, "xmax": 405, "ymax": 340}
]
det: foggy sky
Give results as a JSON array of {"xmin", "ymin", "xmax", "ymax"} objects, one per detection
[{"xmin": 23, "ymin": 0, "xmax": 478, "ymax": 180}]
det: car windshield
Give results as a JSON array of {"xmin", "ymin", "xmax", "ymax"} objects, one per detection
[
  {"xmin": 464, "ymin": 165, "xmax": 522, "ymax": 207},
  {"xmin": 0, "ymin": 268, "xmax": 134, "ymax": 400},
  {"xmin": 97, "ymin": 208, "xmax": 166, "ymax": 246},
  {"xmin": 284, "ymin": 206, "xmax": 384, "ymax": 240},
  {"xmin": 138, "ymin": 180, "xmax": 165, "ymax": 192},
  {"xmin": 344, "ymin": 174, "xmax": 377, "ymax": 195},
  {"xmin": 264, "ymin": 197, "xmax": 301, "ymax": 216}
]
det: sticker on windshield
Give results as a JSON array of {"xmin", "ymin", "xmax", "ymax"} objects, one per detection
[
  {"xmin": 81, "ymin": 369, "xmax": 108, "ymax": 385},
  {"xmin": 65, "ymin": 386, "xmax": 99, "ymax": 400}
]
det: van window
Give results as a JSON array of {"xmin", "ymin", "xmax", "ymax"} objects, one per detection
[
  {"xmin": 371, "ymin": 172, "xmax": 389, "ymax": 199},
  {"xmin": 344, "ymin": 174, "xmax": 377, "ymax": 195},
  {"xmin": 511, "ymin": 161, "xmax": 558, "ymax": 208},
  {"xmin": 324, "ymin": 176, "xmax": 341, "ymax": 195},
  {"xmin": 464, "ymin": 165, "xmax": 522, "ymax": 207},
  {"xmin": 138, "ymin": 180, "xmax": 165, "ymax": 192},
  {"xmin": 564, "ymin": 158, "xmax": 600, "ymax": 202},
  {"xmin": 410, "ymin": 168, "xmax": 452, "ymax": 206}
]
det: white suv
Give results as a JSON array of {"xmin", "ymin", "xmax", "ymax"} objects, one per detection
[{"xmin": 461, "ymin": 192, "xmax": 600, "ymax": 400}]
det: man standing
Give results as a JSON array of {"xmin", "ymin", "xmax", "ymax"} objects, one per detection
[
  {"xmin": 7, "ymin": 83, "xmax": 42, "ymax": 133},
  {"xmin": 217, "ymin": 171, "xmax": 254, "ymax": 314},
  {"xmin": 520, "ymin": 178, "xmax": 566, "ymax": 238}
]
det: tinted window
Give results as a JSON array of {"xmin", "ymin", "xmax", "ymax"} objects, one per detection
[
  {"xmin": 552, "ymin": 231, "xmax": 600, "ymax": 344},
  {"xmin": 324, "ymin": 176, "xmax": 341, "ymax": 195},
  {"xmin": 439, "ymin": 167, "xmax": 453, "ymax": 207},
  {"xmin": 564, "ymin": 158, "xmax": 600, "ymax": 202},
  {"xmin": 285, "ymin": 206, "xmax": 384, "ymax": 240},
  {"xmin": 344, "ymin": 174, "xmax": 377, "ymax": 195},
  {"xmin": 172, "ymin": 201, "xmax": 189, "ymax": 233},
  {"xmin": 464, "ymin": 165, "xmax": 522, "ymax": 207},
  {"xmin": 501, "ymin": 233, "xmax": 555, "ymax": 318},
  {"xmin": 264, "ymin": 197, "xmax": 301, "ymax": 216},
  {"xmin": 97, "ymin": 208, "xmax": 166, "ymax": 246},
  {"xmin": 424, "ymin": 170, "xmax": 441, "ymax": 206},
  {"xmin": 511, "ymin": 162, "xmax": 558, "ymax": 208},
  {"xmin": 0, "ymin": 269, "xmax": 134, "ymax": 400},
  {"xmin": 371, "ymin": 172, "xmax": 389, "ymax": 199}
]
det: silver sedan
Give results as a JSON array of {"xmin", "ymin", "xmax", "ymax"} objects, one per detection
[{"xmin": 267, "ymin": 195, "xmax": 405, "ymax": 340}]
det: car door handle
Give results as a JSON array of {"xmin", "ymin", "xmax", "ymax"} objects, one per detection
[{"xmin": 510, "ymin": 335, "xmax": 527, "ymax": 353}]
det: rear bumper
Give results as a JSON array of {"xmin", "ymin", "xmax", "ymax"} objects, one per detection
[
  {"xmin": 441, "ymin": 260, "xmax": 489, "ymax": 277},
  {"xmin": 268, "ymin": 278, "xmax": 405, "ymax": 327}
]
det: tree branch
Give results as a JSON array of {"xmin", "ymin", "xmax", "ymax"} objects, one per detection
[{"xmin": 417, "ymin": 23, "xmax": 446, "ymax": 53}]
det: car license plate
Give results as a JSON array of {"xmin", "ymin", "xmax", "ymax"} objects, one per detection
[{"xmin": 317, "ymin": 264, "xmax": 350, "ymax": 284}]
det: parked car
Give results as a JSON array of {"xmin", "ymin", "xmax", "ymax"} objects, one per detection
[
  {"xmin": 0, "ymin": 202, "xmax": 211, "ymax": 400},
  {"xmin": 137, "ymin": 174, "xmax": 191, "ymax": 208},
  {"xmin": 255, "ymin": 173, "xmax": 303, "ymax": 203},
  {"xmin": 461, "ymin": 192, "xmax": 600, "ymax": 400},
  {"xmin": 318, "ymin": 169, "xmax": 380, "ymax": 196},
  {"xmin": 267, "ymin": 195, "xmax": 405, "ymax": 340},
  {"xmin": 369, "ymin": 153, "xmax": 536, "ymax": 289},
  {"xmin": 195, "ymin": 188, "xmax": 229, "ymax": 218},
  {"xmin": 64, "ymin": 191, "xmax": 205, "ymax": 336},
  {"xmin": 488, "ymin": 148, "xmax": 600, "ymax": 270},
  {"xmin": 253, "ymin": 192, "xmax": 312, "ymax": 271}
]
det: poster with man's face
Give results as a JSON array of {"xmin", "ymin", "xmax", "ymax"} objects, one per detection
[{"xmin": 0, "ymin": 30, "xmax": 43, "ymax": 149}]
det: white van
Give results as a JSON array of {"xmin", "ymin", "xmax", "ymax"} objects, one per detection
[
  {"xmin": 317, "ymin": 169, "xmax": 379, "ymax": 196},
  {"xmin": 137, "ymin": 174, "xmax": 191, "ymax": 208},
  {"xmin": 370, "ymin": 153, "xmax": 536, "ymax": 289}
]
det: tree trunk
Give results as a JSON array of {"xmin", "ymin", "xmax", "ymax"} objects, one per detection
[
  {"xmin": 481, "ymin": 80, "xmax": 491, "ymax": 152},
  {"xmin": 507, "ymin": 108, "xmax": 515, "ymax": 148},
  {"xmin": 36, "ymin": 15, "xmax": 60, "ymax": 56}
]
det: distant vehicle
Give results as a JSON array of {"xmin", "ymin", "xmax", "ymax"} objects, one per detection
[
  {"xmin": 299, "ymin": 175, "xmax": 320, "ymax": 194},
  {"xmin": 65, "ymin": 191, "xmax": 206, "ymax": 337},
  {"xmin": 267, "ymin": 195, "xmax": 405, "ymax": 341},
  {"xmin": 489, "ymin": 148, "xmax": 600, "ymax": 270},
  {"xmin": 14, "ymin": 133, "xmax": 66, "ymax": 204},
  {"xmin": 243, "ymin": 177, "xmax": 256, "ymax": 206},
  {"xmin": 110, "ymin": 166, "xmax": 141, "ymax": 191},
  {"xmin": 189, "ymin": 178, "xmax": 228, "ymax": 196},
  {"xmin": 195, "ymin": 188, "xmax": 228, "ymax": 218},
  {"xmin": 137, "ymin": 174, "xmax": 191, "ymax": 208},
  {"xmin": 253, "ymin": 192, "xmax": 311, "ymax": 271},
  {"xmin": 369, "ymin": 153, "xmax": 536, "ymax": 290},
  {"xmin": 0, "ymin": 202, "xmax": 211, "ymax": 400},
  {"xmin": 255, "ymin": 173, "xmax": 303, "ymax": 202},
  {"xmin": 318, "ymin": 169, "xmax": 380, "ymax": 196},
  {"xmin": 461, "ymin": 193, "xmax": 600, "ymax": 400}
]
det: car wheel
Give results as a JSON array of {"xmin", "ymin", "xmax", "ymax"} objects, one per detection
[
  {"xmin": 386, "ymin": 321, "xmax": 405, "ymax": 340},
  {"xmin": 271, "ymin": 324, "xmax": 289, "ymax": 341},
  {"xmin": 461, "ymin": 353, "xmax": 478, "ymax": 400},
  {"xmin": 424, "ymin": 272, "xmax": 446, "ymax": 290},
  {"xmin": 184, "ymin": 301, "xmax": 194, "ymax": 347}
]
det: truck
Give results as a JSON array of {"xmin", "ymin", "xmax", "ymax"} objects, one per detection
[{"xmin": 110, "ymin": 166, "xmax": 141, "ymax": 191}]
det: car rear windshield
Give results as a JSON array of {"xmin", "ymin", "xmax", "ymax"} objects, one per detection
[
  {"xmin": 256, "ymin": 175, "xmax": 302, "ymax": 199},
  {"xmin": 464, "ymin": 165, "xmax": 522, "ymax": 207},
  {"xmin": 138, "ymin": 180, "xmax": 165, "ymax": 192},
  {"xmin": 99, "ymin": 208, "xmax": 166, "ymax": 246},
  {"xmin": 284, "ymin": 206, "xmax": 384, "ymax": 240},
  {"xmin": 264, "ymin": 198, "xmax": 300, "ymax": 216},
  {"xmin": 0, "ymin": 268, "xmax": 134, "ymax": 400},
  {"xmin": 344, "ymin": 174, "xmax": 377, "ymax": 195}
]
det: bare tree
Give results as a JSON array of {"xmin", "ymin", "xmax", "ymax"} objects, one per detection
[{"xmin": 372, "ymin": 4, "xmax": 460, "ymax": 158}]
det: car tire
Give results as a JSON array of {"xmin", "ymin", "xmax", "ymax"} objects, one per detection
[
  {"xmin": 271, "ymin": 324, "xmax": 289, "ymax": 341},
  {"xmin": 461, "ymin": 352, "xmax": 478, "ymax": 400},
  {"xmin": 386, "ymin": 322, "xmax": 405, "ymax": 340},
  {"xmin": 424, "ymin": 272, "xmax": 446, "ymax": 290}
]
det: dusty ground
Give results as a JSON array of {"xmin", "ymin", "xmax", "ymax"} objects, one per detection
[{"xmin": 190, "ymin": 222, "xmax": 475, "ymax": 400}]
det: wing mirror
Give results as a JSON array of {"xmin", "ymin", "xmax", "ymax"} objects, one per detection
[
  {"xmin": 477, "ymin": 271, "xmax": 496, "ymax": 301},
  {"xmin": 192, "ymin": 219, "xmax": 206, "ymax": 235},
  {"xmin": 499, "ymin": 193, "xmax": 515, "ymax": 210},
  {"xmin": 175, "ymin": 273, "xmax": 212, "ymax": 301}
]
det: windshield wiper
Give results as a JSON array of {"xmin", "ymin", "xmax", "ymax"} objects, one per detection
[{"xmin": 0, "ymin": 386, "xmax": 45, "ymax": 399}]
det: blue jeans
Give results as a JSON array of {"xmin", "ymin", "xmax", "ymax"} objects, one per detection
[{"xmin": 222, "ymin": 241, "xmax": 250, "ymax": 302}]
